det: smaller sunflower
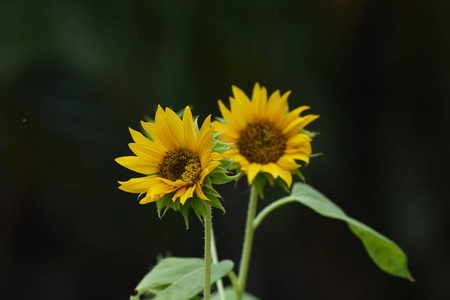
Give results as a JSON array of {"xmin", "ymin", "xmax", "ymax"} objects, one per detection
[
  {"xmin": 116, "ymin": 106, "xmax": 234, "ymax": 226},
  {"xmin": 212, "ymin": 83, "xmax": 319, "ymax": 190}
]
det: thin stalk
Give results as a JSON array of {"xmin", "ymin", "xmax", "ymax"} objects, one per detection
[
  {"xmin": 211, "ymin": 229, "xmax": 226, "ymax": 300},
  {"xmin": 204, "ymin": 204, "xmax": 212, "ymax": 300},
  {"xmin": 253, "ymin": 197, "xmax": 295, "ymax": 229},
  {"xmin": 236, "ymin": 185, "xmax": 258, "ymax": 300},
  {"xmin": 228, "ymin": 271, "xmax": 240, "ymax": 297}
]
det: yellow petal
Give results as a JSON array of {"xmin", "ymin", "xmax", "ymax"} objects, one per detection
[
  {"xmin": 286, "ymin": 133, "xmax": 312, "ymax": 148},
  {"xmin": 211, "ymin": 121, "xmax": 239, "ymax": 142},
  {"xmin": 282, "ymin": 153, "xmax": 310, "ymax": 164},
  {"xmin": 172, "ymin": 186, "xmax": 187, "ymax": 202},
  {"xmin": 283, "ymin": 114, "xmax": 319, "ymax": 138},
  {"xmin": 277, "ymin": 156, "xmax": 301, "ymax": 170},
  {"xmin": 118, "ymin": 176, "xmax": 155, "ymax": 193},
  {"xmin": 230, "ymin": 97, "xmax": 252, "ymax": 128},
  {"xmin": 261, "ymin": 163, "xmax": 281, "ymax": 179},
  {"xmin": 195, "ymin": 183, "xmax": 210, "ymax": 201},
  {"xmin": 232, "ymin": 85, "xmax": 252, "ymax": 106},
  {"xmin": 154, "ymin": 105, "xmax": 179, "ymax": 150},
  {"xmin": 115, "ymin": 156, "xmax": 159, "ymax": 174},
  {"xmin": 250, "ymin": 83, "xmax": 262, "ymax": 115},
  {"xmin": 128, "ymin": 127, "xmax": 153, "ymax": 146},
  {"xmin": 280, "ymin": 106, "xmax": 310, "ymax": 130},
  {"xmin": 180, "ymin": 185, "xmax": 195, "ymax": 205},
  {"xmin": 268, "ymin": 90, "xmax": 291, "ymax": 123},
  {"xmin": 247, "ymin": 163, "xmax": 262, "ymax": 184},
  {"xmin": 196, "ymin": 115, "xmax": 214, "ymax": 166},
  {"xmin": 165, "ymin": 107, "xmax": 185, "ymax": 147},
  {"xmin": 128, "ymin": 143, "xmax": 164, "ymax": 163},
  {"xmin": 183, "ymin": 106, "xmax": 197, "ymax": 150},
  {"xmin": 139, "ymin": 193, "xmax": 161, "ymax": 204},
  {"xmin": 146, "ymin": 179, "xmax": 178, "ymax": 198},
  {"xmin": 277, "ymin": 167, "xmax": 293, "ymax": 188},
  {"xmin": 218, "ymin": 100, "xmax": 242, "ymax": 131}
]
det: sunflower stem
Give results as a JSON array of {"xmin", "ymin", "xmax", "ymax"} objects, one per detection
[
  {"xmin": 237, "ymin": 185, "xmax": 258, "ymax": 300},
  {"xmin": 204, "ymin": 204, "xmax": 212, "ymax": 300},
  {"xmin": 211, "ymin": 228, "xmax": 226, "ymax": 300}
]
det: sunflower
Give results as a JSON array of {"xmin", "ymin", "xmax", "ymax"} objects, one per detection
[
  {"xmin": 116, "ymin": 105, "xmax": 228, "ymax": 209},
  {"xmin": 212, "ymin": 83, "xmax": 319, "ymax": 188}
]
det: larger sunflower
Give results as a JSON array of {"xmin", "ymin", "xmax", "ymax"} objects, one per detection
[
  {"xmin": 212, "ymin": 83, "xmax": 319, "ymax": 188},
  {"xmin": 116, "ymin": 106, "xmax": 233, "ymax": 225}
]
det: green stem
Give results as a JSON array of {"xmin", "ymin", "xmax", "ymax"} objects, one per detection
[
  {"xmin": 253, "ymin": 198, "xmax": 295, "ymax": 229},
  {"xmin": 211, "ymin": 227, "xmax": 226, "ymax": 300},
  {"xmin": 228, "ymin": 271, "xmax": 240, "ymax": 297},
  {"xmin": 204, "ymin": 204, "xmax": 212, "ymax": 300},
  {"xmin": 236, "ymin": 185, "xmax": 258, "ymax": 300}
]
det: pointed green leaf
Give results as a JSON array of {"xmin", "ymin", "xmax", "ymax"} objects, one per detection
[
  {"xmin": 135, "ymin": 257, "xmax": 204, "ymax": 296},
  {"xmin": 132, "ymin": 257, "xmax": 234, "ymax": 300},
  {"xmin": 154, "ymin": 259, "xmax": 233, "ymax": 300},
  {"xmin": 255, "ymin": 182, "xmax": 414, "ymax": 281}
]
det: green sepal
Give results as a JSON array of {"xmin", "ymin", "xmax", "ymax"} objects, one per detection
[
  {"xmin": 202, "ymin": 185, "xmax": 222, "ymax": 198},
  {"xmin": 301, "ymin": 129, "xmax": 319, "ymax": 138},
  {"xmin": 214, "ymin": 116, "xmax": 227, "ymax": 124},
  {"xmin": 190, "ymin": 195, "xmax": 207, "ymax": 223},
  {"xmin": 156, "ymin": 193, "xmax": 175, "ymax": 219},
  {"xmin": 178, "ymin": 201, "xmax": 191, "ymax": 229},
  {"xmin": 203, "ymin": 176, "xmax": 213, "ymax": 189},
  {"xmin": 293, "ymin": 168, "xmax": 306, "ymax": 182},
  {"xmin": 209, "ymin": 169, "xmax": 240, "ymax": 185},
  {"xmin": 274, "ymin": 176, "xmax": 290, "ymax": 193},
  {"xmin": 264, "ymin": 173, "xmax": 275, "ymax": 187},
  {"xmin": 219, "ymin": 158, "xmax": 233, "ymax": 170},
  {"xmin": 203, "ymin": 189, "xmax": 225, "ymax": 213},
  {"xmin": 252, "ymin": 173, "xmax": 267, "ymax": 199},
  {"xmin": 176, "ymin": 106, "xmax": 188, "ymax": 118},
  {"xmin": 193, "ymin": 116, "xmax": 200, "ymax": 134},
  {"xmin": 212, "ymin": 140, "xmax": 233, "ymax": 154}
]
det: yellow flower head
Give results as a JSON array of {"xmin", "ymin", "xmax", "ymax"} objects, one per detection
[
  {"xmin": 212, "ymin": 83, "xmax": 319, "ymax": 189},
  {"xmin": 116, "ymin": 106, "xmax": 233, "ymax": 226}
]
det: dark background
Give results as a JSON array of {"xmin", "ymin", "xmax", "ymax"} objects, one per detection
[{"xmin": 1, "ymin": 0, "xmax": 449, "ymax": 299}]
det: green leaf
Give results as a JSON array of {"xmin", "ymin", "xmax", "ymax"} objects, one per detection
[
  {"xmin": 211, "ymin": 287, "xmax": 260, "ymax": 300},
  {"xmin": 261, "ymin": 183, "xmax": 414, "ymax": 281},
  {"xmin": 133, "ymin": 257, "xmax": 234, "ymax": 300}
]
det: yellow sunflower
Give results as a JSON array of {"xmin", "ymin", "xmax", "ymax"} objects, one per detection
[
  {"xmin": 116, "ymin": 105, "xmax": 224, "ymax": 206},
  {"xmin": 212, "ymin": 83, "xmax": 319, "ymax": 188}
]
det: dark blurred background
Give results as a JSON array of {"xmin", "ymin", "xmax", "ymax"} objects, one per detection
[{"xmin": 1, "ymin": 0, "xmax": 449, "ymax": 299}]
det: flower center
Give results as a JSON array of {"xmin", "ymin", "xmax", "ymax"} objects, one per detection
[
  {"xmin": 159, "ymin": 148, "xmax": 202, "ymax": 184},
  {"xmin": 237, "ymin": 121, "xmax": 287, "ymax": 164}
]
